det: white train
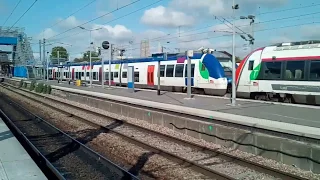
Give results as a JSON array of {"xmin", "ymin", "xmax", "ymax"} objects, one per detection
[
  {"xmin": 49, "ymin": 52, "xmax": 233, "ymax": 96},
  {"xmin": 236, "ymin": 40, "xmax": 320, "ymax": 105}
]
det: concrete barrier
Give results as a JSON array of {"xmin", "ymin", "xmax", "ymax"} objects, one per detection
[{"xmin": 3, "ymin": 78, "xmax": 320, "ymax": 173}]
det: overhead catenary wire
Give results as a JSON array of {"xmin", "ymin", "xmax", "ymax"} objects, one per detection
[
  {"xmin": 258, "ymin": 2, "xmax": 320, "ymax": 15},
  {"xmin": 3, "ymin": 0, "xmax": 22, "ymax": 26},
  {"xmin": 46, "ymin": 0, "xmax": 164, "ymax": 43},
  {"xmin": 38, "ymin": 1, "xmax": 316, "ymax": 45},
  {"xmin": 120, "ymin": 11, "xmax": 320, "ymax": 49},
  {"xmin": 46, "ymin": 0, "xmax": 143, "ymax": 40},
  {"xmin": 48, "ymin": 20, "xmax": 320, "ymax": 61},
  {"xmin": 47, "ymin": 0, "xmax": 97, "ymax": 30},
  {"xmin": 9, "ymin": 0, "xmax": 38, "ymax": 31},
  {"xmin": 126, "ymin": 20, "xmax": 320, "ymax": 52}
]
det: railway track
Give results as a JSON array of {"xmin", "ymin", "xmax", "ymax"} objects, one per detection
[
  {"xmin": 0, "ymin": 83, "xmax": 311, "ymax": 180},
  {"xmin": 0, "ymin": 91, "xmax": 138, "ymax": 180}
]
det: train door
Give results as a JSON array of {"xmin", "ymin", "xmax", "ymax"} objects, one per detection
[
  {"xmin": 184, "ymin": 64, "xmax": 195, "ymax": 86},
  {"xmin": 71, "ymin": 68, "xmax": 75, "ymax": 80},
  {"xmin": 237, "ymin": 49, "xmax": 263, "ymax": 97},
  {"xmin": 147, "ymin": 65, "xmax": 155, "ymax": 86}
]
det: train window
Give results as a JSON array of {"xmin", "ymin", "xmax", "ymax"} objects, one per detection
[
  {"xmin": 175, "ymin": 64, "xmax": 184, "ymax": 77},
  {"xmin": 81, "ymin": 72, "xmax": 84, "ymax": 76},
  {"xmin": 310, "ymin": 60, "xmax": 320, "ymax": 80},
  {"xmin": 166, "ymin": 65, "xmax": 174, "ymax": 77},
  {"xmin": 263, "ymin": 62, "xmax": 282, "ymax": 80},
  {"xmin": 114, "ymin": 72, "xmax": 119, "ymax": 78},
  {"xmin": 285, "ymin": 61, "xmax": 305, "ymax": 80},
  {"xmin": 184, "ymin": 64, "xmax": 195, "ymax": 77},
  {"xmin": 87, "ymin": 72, "xmax": 89, "ymax": 77},
  {"xmin": 160, "ymin": 65, "xmax": 165, "ymax": 77},
  {"xmin": 93, "ymin": 72, "xmax": 97, "ymax": 80},
  {"xmin": 105, "ymin": 72, "xmax": 114, "ymax": 80},
  {"xmin": 248, "ymin": 61, "xmax": 254, "ymax": 70},
  {"xmin": 134, "ymin": 72, "xmax": 139, "ymax": 82},
  {"xmin": 122, "ymin": 72, "xmax": 127, "ymax": 78}
]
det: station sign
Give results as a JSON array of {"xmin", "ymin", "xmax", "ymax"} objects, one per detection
[{"xmin": 152, "ymin": 53, "xmax": 167, "ymax": 61}]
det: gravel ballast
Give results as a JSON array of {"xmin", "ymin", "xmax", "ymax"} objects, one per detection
[
  {"xmin": 0, "ymin": 86, "xmax": 211, "ymax": 179},
  {"xmin": 1, "ymin": 85, "xmax": 320, "ymax": 180}
]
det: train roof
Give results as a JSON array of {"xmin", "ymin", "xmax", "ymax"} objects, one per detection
[
  {"xmin": 49, "ymin": 51, "xmax": 232, "ymax": 67},
  {"xmin": 270, "ymin": 40, "xmax": 320, "ymax": 47}
]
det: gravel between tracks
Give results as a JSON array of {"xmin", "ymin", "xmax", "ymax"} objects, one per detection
[
  {"xmin": 2, "ymin": 85, "xmax": 320, "ymax": 180},
  {"xmin": 45, "ymin": 89, "xmax": 320, "ymax": 180},
  {"xmin": 0, "ymin": 94, "xmax": 114, "ymax": 180},
  {"xmin": 0, "ymin": 86, "xmax": 211, "ymax": 180}
]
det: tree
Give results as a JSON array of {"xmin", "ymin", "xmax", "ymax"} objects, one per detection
[
  {"xmin": 83, "ymin": 51, "xmax": 100, "ymax": 61},
  {"xmin": 73, "ymin": 51, "xmax": 100, "ymax": 63},
  {"xmin": 50, "ymin": 46, "xmax": 69, "ymax": 59}
]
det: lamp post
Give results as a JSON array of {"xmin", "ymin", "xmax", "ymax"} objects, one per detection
[
  {"xmin": 79, "ymin": 26, "xmax": 103, "ymax": 88},
  {"xmin": 46, "ymin": 52, "xmax": 49, "ymax": 81},
  {"xmin": 231, "ymin": 0, "xmax": 239, "ymax": 106},
  {"xmin": 240, "ymin": 15, "xmax": 255, "ymax": 51}
]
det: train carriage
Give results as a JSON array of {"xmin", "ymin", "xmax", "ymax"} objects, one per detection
[
  {"xmin": 49, "ymin": 52, "xmax": 230, "ymax": 96},
  {"xmin": 236, "ymin": 40, "xmax": 320, "ymax": 105}
]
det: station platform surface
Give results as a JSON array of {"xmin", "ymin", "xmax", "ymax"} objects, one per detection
[
  {"xmin": 0, "ymin": 118, "xmax": 46, "ymax": 180},
  {"xmin": 36, "ymin": 80, "xmax": 320, "ymax": 129}
]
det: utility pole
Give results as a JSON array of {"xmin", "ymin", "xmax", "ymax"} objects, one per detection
[
  {"xmin": 89, "ymin": 44, "xmax": 92, "ymax": 88},
  {"xmin": 187, "ymin": 55, "xmax": 191, "ymax": 98},
  {"xmin": 39, "ymin": 40, "xmax": 42, "ymax": 79},
  {"xmin": 46, "ymin": 52, "xmax": 49, "ymax": 82},
  {"xmin": 43, "ymin": 38, "xmax": 46, "ymax": 80},
  {"xmin": 109, "ymin": 44, "xmax": 113, "ymax": 87},
  {"xmin": 231, "ymin": 0, "xmax": 239, "ymax": 106},
  {"xmin": 57, "ymin": 51, "xmax": 60, "ymax": 82}
]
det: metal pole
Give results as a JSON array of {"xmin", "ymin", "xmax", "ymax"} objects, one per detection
[
  {"xmin": 109, "ymin": 44, "xmax": 112, "ymax": 87},
  {"xmin": 157, "ymin": 59, "xmax": 160, "ymax": 95},
  {"xmin": 187, "ymin": 53, "xmax": 191, "ymax": 98},
  {"xmin": 89, "ymin": 50, "xmax": 92, "ymax": 87},
  {"xmin": 39, "ymin": 40, "xmax": 42, "ymax": 79},
  {"xmin": 231, "ymin": 0, "xmax": 236, "ymax": 106},
  {"xmin": 43, "ymin": 38, "xmax": 46, "ymax": 80},
  {"xmin": 46, "ymin": 52, "xmax": 49, "ymax": 82},
  {"xmin": 89, "ymin": 30, "xmax": 92, "ymax": 88},
  {"xmin": 58, "ymin": 51, "xmax": 60, "ymax": 82},
  {"xmin": 101, "ymin": 49, "xmax": 104, "ymax": 88}
]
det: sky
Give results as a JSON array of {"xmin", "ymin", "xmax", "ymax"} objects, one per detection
[{"xmin": 0, "ymin": 0, "xmax": 320, "ymax": 61}]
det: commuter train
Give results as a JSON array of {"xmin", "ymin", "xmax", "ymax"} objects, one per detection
[
  {"xmin": 48, "ymin": 51, "xmax": 233, "ymax": 96},
  {"xmin": 236, "ymin": 40, "xmax": 320, "ymax": 105}
]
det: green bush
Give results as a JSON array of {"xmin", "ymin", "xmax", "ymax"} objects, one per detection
[
  {"xmin": 35, "ymin": 83, "xmax": 44, "ymax": 93},
  {"xmin": 23, "ymin": 82, "xmax": 27, "ymax": 89},
  {"xmin": 18, "ymin": 80, "xmax": 23, "ymax": 88},
  {"xmin": 29, "ymin": 80, "xmax": 36, "ymax": 91},
  {"xmin": 47, "ymin": 85, "xmax": 52, "ymax": 94}
]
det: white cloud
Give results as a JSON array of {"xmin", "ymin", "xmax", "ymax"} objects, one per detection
[
  {"xmin": 141, "ymin": 6, "xmax": 195, "ymax": 28},
  {"xmin": 38, "ymin": 15, "xmax": 134, "ymax": 60},
  {"xmin": 56, "ymin": 16, "xmax": 83, "ymax": 29},
  {"xmin": 300, "ymin": 25, "xmax": 320, "ymax": 39},
  {"xmin": 35, "ymin": 28, "xmax": 56, "ymax": 40},
  {"xmin": 170, "ymin": 0, "xmax": 288, "ymax": 18},
  {"xmin": 170, "ymin": 0, "xmax": 226, "ymax": 16}
]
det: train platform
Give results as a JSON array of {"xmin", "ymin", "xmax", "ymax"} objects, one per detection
[
  {"xmin": 38, "ymin": 80, "xmax": 320, "ymax": 129},
  {"xmin": 0, "ymin": 117, "xmax": 46, "ymax": 180}
]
